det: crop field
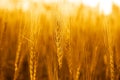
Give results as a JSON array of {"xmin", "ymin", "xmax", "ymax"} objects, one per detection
[{"xmin": 0, "ymin": 0, "xmax": 120, "ymax": 80}]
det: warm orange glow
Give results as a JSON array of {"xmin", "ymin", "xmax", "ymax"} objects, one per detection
[{"xmin": 0, "ymin": 0, "xmax": 120, "ymax": 80}]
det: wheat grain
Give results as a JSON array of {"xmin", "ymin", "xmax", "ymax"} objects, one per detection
[
  {"xmin": 55, "ymin": 14, "xmax": 63, "ymax": 69},
  {"xmin": 14, "ymin": 13, "xmax": 23, "ymax": 80},
  {"xmin": 14, "ymin": 36, "xmax": 22, "ymax": 80},
  {"xmin": 104, "ymin": 16, "xmax": 115, "ymax": 80},
  {"xmin": 75, "ymin": 65, "xmax": 80, "ymax": 80},
  {"xmin": 63, "ymin": 18, "xmax": 73, "ymax": 76}
]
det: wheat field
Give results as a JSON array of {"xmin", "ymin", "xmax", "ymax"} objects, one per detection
[{"xmin": 0, "ymin": 1, "xmax": 120, "ymax": 80}]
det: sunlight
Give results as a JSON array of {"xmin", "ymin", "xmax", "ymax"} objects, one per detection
[
  {"xmin": 113, "ymin": 0, "xmax": 120, "ymax": 6},
  {"xmin": 99, "ymin": 0, "xmax": 113, "ymax": 15},
  {"xmin": 67, "ymin": 0, "xmax": 113, "ymax": 15},
  {"xmin": 82, "ymin": 0, "xmax": 99, "ymax": 7},
  {"xmin": 22, "ymin": 1, "xmax": 30, "ymax": 11},
  {"xmin": 0, "ymin": 0, "xmax": 118, "ymax": 15},
  {"xmin": 67, "ymin": 0, "xmax": 82, "ymax": 5},
  {"xmin": 0, "ymin": 0, "xmax": 14, "ymax": 10}
]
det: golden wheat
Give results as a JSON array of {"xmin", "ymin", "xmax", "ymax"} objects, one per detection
[
  {"xmin": 14, "ymin": 13, "xmax": 23, "ymax": 80},
  {"xmin": 29, "ymin": 12, "xmax": 40, "ymax": 80},
  {"xmin": 75, "ymin": 65, "xmax": 80, "ymax": 80},
  {"xmin": 14, "ymin": 34, "xmax": 22, "ymax": 80},
  {"xmin": 63, "ymin": 18, "xmax": 73, "ymax": 77},
  {"xmin": 104, "ymin": 16, "xmax": 115, "ymax": 80},
  {"xmin": 1, "ymin": 3, "xmax": 120, "ymax": 80},
  {"xmin": 55, "ymin": 13, "xmax": 63, "ymax": 69},
  {"xmin": 29, "ymin": 13, "xmax": 35, "ymax": 80},
  {"xmin": 90, "ymin": 46, "xmax": 98, "ymax": 76}
]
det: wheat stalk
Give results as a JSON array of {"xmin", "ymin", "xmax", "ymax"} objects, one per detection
[
  {"xmin": 14, "ymin": 12, "xmax": 23, "ymax": 80},
  {"xmin": 29, "ymin": 12, "xmax": 39, "ymax": 80},
  {"xmin": 29, "ymin": 46, "xmax": 38, "ymax": 80},
  {"xmin": 29, "ymin": 44, "xmax": 34, "ymax": 80},
  {"xmin": 90, "ymin": 45, "xmax": 98, "ymax": 77},
  {"xmin": 29, "ymin": 13, "xmax": 35, "ymax": 80},
  {"xmin": 55, "ymin": 14, "xmax": 63, "ymax": 69},
  {"xmin": 63, "ymin": 18, "xmax": 73, "ymax": 76},
  {"xmin": 33, "ymin": 52, "xmax": 37, "ymax": 80},
  {"xmin": 75, "ymin": 65, "xmax": 80, "ymax": 80},
  {"xmin": 104, "ymin": 16, "xmax": 114, "ymax": 80},
  {"xmin": 14, "ymin": 34, "xmax": 22, "ymax": 80}
]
